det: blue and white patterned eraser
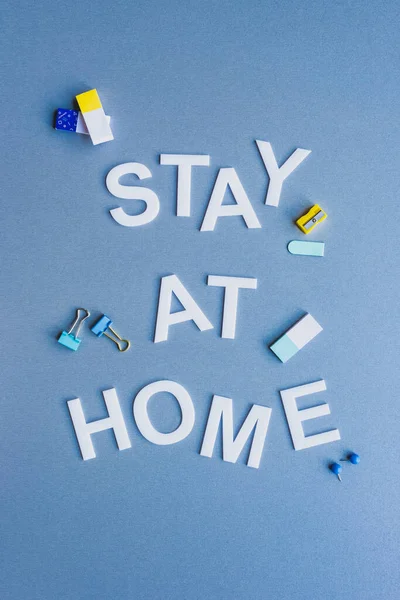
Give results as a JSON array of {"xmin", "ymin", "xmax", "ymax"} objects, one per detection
[{"xmin": 54, "ymin": 109, "xmax": 78, "ymax": 132}]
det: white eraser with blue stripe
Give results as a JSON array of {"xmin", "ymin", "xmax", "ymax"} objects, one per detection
[{"xmin": 270, "ymin": 313, "xmax": 323, "ymax": 362}]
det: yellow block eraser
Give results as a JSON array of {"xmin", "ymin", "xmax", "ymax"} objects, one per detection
[
  {"xmin": 296, "ymin": 204, "xmax": 327, "ymax": 234},
  {"xmin": 76, "ymin": 89, "xmax": 102, "ymax": 113}
]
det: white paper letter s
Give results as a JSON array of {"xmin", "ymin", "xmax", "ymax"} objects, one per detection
[{"xmin": 106, "ymin": 162, "xmax": 160, "ymax": 227}]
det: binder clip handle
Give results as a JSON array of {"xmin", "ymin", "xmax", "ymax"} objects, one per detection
[
  {"xmin": 104, "ymin": 326, "xmax": 131, "ymax": 352},
  {"xmin": 68, "ymin": 308, "xmax": 90, "ymax": 338}
]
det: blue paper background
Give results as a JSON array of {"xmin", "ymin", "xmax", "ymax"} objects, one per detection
[{"xmin": 2, "ymin": 1, "xmax": 399, "ymax": 599}]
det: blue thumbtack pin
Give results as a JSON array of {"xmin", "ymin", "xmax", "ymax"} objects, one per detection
[
  {"xmin": 330, "ymin": 462, "xmax": 342, "ymax": 482},
  {"xmin": 91, "ymin": 314, "xmax": 130, "ymax": 352},
  {"xmin": 341, "ymin": 452, "xmax": 360, "ymax": 465},
  {"xmin": 58, "ymin": 308, "xmax": 90, "ymax": 351}
]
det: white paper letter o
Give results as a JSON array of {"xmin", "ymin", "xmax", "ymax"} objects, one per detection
[{"xmin": 133, "ymin": 380, "xmax": 195, "ymax": 445}]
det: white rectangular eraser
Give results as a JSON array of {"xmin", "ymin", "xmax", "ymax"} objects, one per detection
[
  {"xmin": 286, "ymin": 313, "xmax": 323, "ymax": 349},
  {"xmin": 76, "ymin": 112, "xmax": 111, "ymax": 135},
  {"xmin": 76, "ymin": 89, "xmax": 113, "ymax": 145},
  {"xmin": 269, "ymin": 313, "xmax": 323, "ymax": 362},
  {"xmin": 82, "ymin": 108, "xmax": 114, "ymax": 145}
]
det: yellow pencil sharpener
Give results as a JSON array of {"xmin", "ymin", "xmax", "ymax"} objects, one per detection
[{"xmin": 296, "ymin": 204, "xmax": 327, "ymax": 234}]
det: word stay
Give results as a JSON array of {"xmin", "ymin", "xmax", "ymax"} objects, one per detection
[{"xmin": 105, "ymin": 140, "xmax": 311, "ymax": 229}]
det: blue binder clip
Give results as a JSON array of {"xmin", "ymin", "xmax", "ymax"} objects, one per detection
[
  {"xmin": 58, "ymin": 308, "xmax": 90, "ymax": 351},
  {"xmin": 91, "ymin": 314, "xmax": 130, "ymax": 352}
]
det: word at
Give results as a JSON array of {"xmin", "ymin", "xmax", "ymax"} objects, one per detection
[{"xmin": 155, "ymin": 274, "xmax": 257, "ymax": 342}]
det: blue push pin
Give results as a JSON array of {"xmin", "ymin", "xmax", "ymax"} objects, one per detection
[
  {"xmin": 341, "ymin": 452, "xmax": 360, "ymax": 465},
  {"xmin": 58, "ymin": 308, "xmax": 90, "ymax": 351},
  {"xmin": 330, "ymin": 462, "xmax": 342, "ymax": 482}
]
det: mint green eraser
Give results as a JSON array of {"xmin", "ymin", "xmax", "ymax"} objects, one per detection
[
  {"xmin": 288, "ymin": 240, "xmax": 325, "ymax": 257},
  {"xmin": 270, "ymin": 334, "xmax": 299, "ymax": 363}
]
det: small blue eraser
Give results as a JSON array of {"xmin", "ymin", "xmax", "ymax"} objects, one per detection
[
  {"xmin": 58, "ymin": 331, "xmax": 81, "ymax": 351},
  {"xmin": 91, "ymin": 315, "xmax": 112, "ymax": 337},
  {"xmin": 55, "ymin": 109, "xmax": 78, "ymax": 132},
  {"xmin": 269, "ymin": 335, "xmax": 299, "ymax": 363}
]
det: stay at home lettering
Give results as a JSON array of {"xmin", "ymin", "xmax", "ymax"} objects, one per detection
[{"xmin": 65, "ymin": 140, "xmax": 341, "ymax": 464}]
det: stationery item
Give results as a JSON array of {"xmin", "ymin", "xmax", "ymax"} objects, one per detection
[
  {"xmin": 76, "ymin": 89, "xmax": 114, "ymax": 145},
  {"xmin": 55, "ymin": 109, "xmax": 110, "ymax": 135},
  {"xmin": 341, "ymin": 452, "xmax": 360, "ymax": 465},
  {"xmin": 269, "ymin": 313, "xmax": 323, "ymax": 363},
  {"xmin": 91, "ymin": 314, "xmax": 130, "ymax": 352},
  {"xmin": 76, "ymin": 112, "xmax": 111, "ymax": 135},
  {"xmin": 296, "ymin": 204, "xmax": 327, "ymax": 234},
  {"xmin": 58, "ymin": 308, "xmax": 90, "ymax": 351},
  {"xmin": 287, "ymin": 240, "xmax": 325, "ymax": 257},
  {"xmin": 54, "ymin": 109, "xmax": 78, "ymax": 131},
  {"xmin": 330, "ymin": 462, "xmax": 342, "ymax": 481}
]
